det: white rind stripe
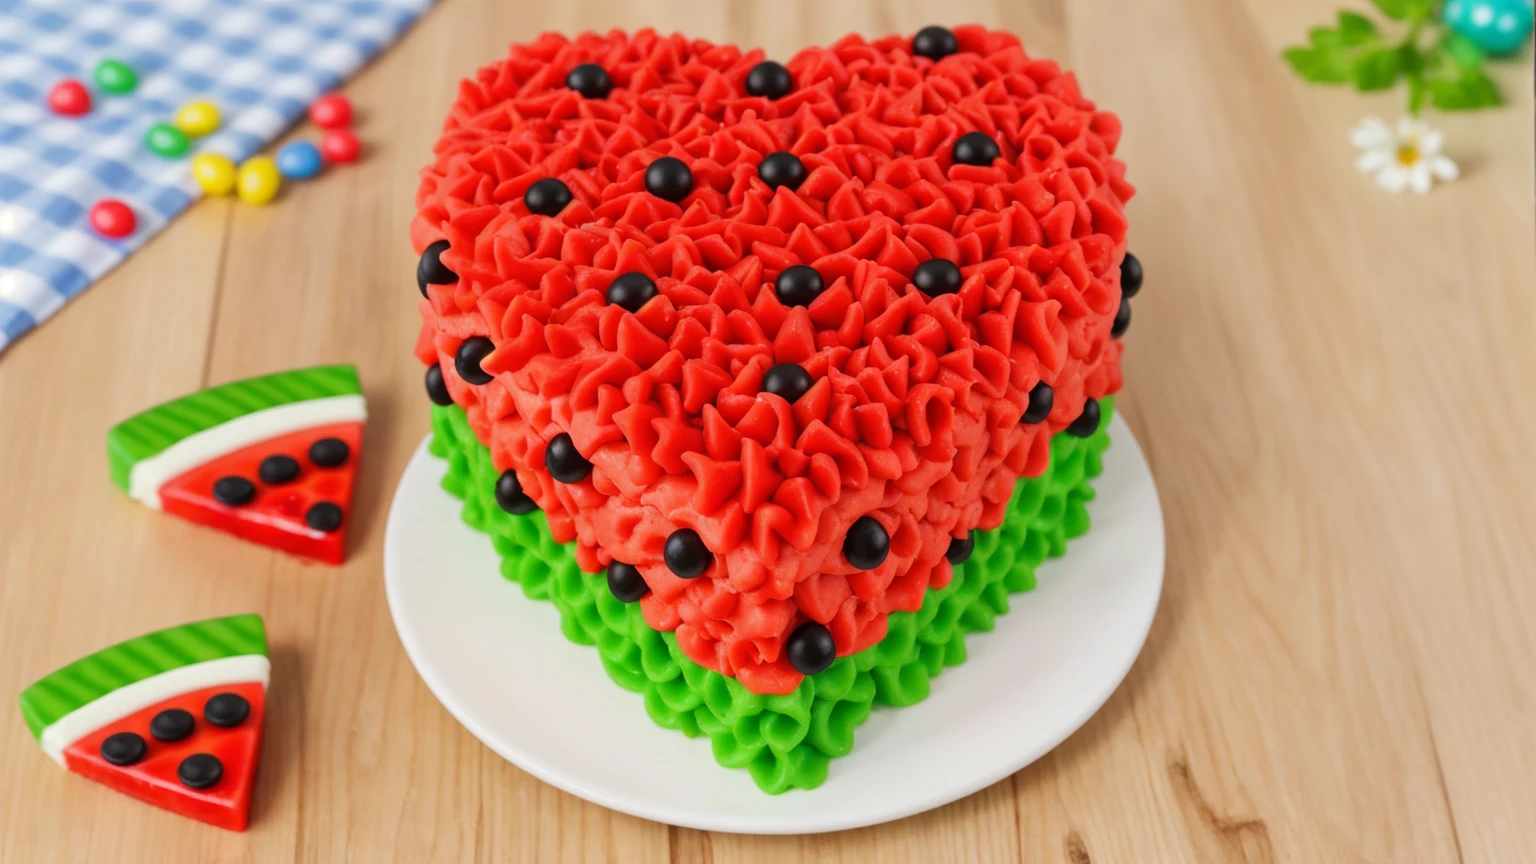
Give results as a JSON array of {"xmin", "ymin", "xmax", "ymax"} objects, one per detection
[
  {"xmin": 129, "ymin": 394, "xmax": 367, "ymax": 509},
  {"xmin": 39, "ymin": 654, "xmax": 271, "ymax": 766}
]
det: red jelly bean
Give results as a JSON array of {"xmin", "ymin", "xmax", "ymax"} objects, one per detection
[
  {"xmin": 89, "ymin": 199, "xmax": 136, "ymax": 238},
  {"xmin": 47, "ymin": 79, "xmax": 91, "ymax": 116},
  {"xmin": 309, "ymin": 94, "xmax": 352, "ymax": 129},
  {"xmin": 320, "ymin": 129, "xmax": 360, "ymax": 163}
]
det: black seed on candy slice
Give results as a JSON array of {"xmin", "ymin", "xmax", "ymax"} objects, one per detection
[
  {"xmin": 417, "ymin": 239, "xmax": 456, "ymax": 297},
  {"xmin": 607, "ymin": 561, "xmax": 649, "ymax": 602},
  {"xmin": 455, "ymin": 336, "xmax": 495, "ymax": 385},
  {"xmin": 1066, "ymin": 398, "xmax": 1101, "ymax": 438},
  {"xmin": 177, "ymin": 753, "xmax": 223, "ymax": 790},
  {"xmin": 212, "ymin": 475, "xmax": 255, "ymax": 506},
  {"xmin": 758, "ymin": 151, "xmax": 806, "ymax": 191},
  {"xmin": 946, "ymin": 531, "xmax": 975, "ymax": 565},
  {"xmin": 258, "ymin": 455, "xmax": 300, "ymax": 485},
  {"xmin": 1121, "ymin": 252, "xmax": 1143, "ymax": 298},
  {"xmin": 762, "ymin": 363, "xmax": 812, "ymax": 404},
  {"xmin": 566, "ymin": 63, "xmax": 612, "ymax": 99},
  {"xmin": 606, "ymin": 272, "xmax": 657, "ymax": 313},
  {"xmin": 545, "ymin": 433, "xmax": 592, "ymax": 484},
  {"xmin": 786, "ymin": 621, "xmax": 837, "ymax": 676},
  {"xmin": 308, "ymin": 437, "xmax": 350, "ymax": 467},
  {"xmin": 1112, "ymin": 298, "xmax": 1131, "ymax": 338},
  {"xmin": 951, "ymin": 132, "xmax": 1000, "ymax": 167},
  {"xmin": 1022, "ymin": 382, "xmax": 1053, "ymax": 425},
  {"xmin": 495, "ymin": 470, "xmax": 538, "ymax": 515},
  {"xmin": 664, "ymin": 529, "xmax": 711, "ymax": 579},
  {"xmin": 644, "ymin": 156, "xmax": 693, "ymax": 203},
  {"xmin": 204, "ymin": 692, "xmax": 250, "ymax": 728},
  {"xmin": 843, "ymin": 516, "xmax": 890, "ymax": 570},
  {"xmin": 305, "ymin": 502, "xmax": 344, "ymax": 533},
  {"xmin": 523, "ymin": 177, "xmax": 573, "ymax": 216},
  {"xmin": 150, "ymin": 708, "xmax": 195, "ymax": 743},
  {"xmin": 774, "ymin": 265, "xmax": 823, "ymax": 307},
  {"xmin": 913, "ymin": 258, "xmax": 963, "ymax": 297},
  {"xmin": 425, "ymin": 364, "xmax": 453, "ymax": 406},
  {"xmin": 745, "ymin": 60, "xmax": 793, "ymax": 99},
  {"xmin": 912, "ymin": 25, "xmax": 959, "ymax": 61},
  {"xmin": 100, "ymin": 731, "xmax": 146, "ymax": 766}
]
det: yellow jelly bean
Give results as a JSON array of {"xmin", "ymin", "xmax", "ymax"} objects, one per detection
[
  {"xmin": 236, "ymin": 156, "xmax": 281, "ymax": 206},
  {"xmin": 191, "ymin": 153, "xmax": 237, "ymax": 196},
  {"xmin": 174, "ymin": 100, "xmax": 221, "ymax": 137}
]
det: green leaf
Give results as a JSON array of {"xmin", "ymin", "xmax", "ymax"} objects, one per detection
[
  {"xmin": 1284, "ymin": 14, "xmax": 1387, "ymax": 85},
  {"xmin": 1336, "ymin": 11, "xmax": 1379, "ymax": 44},
  {"xmin": 1444, "ymin": 33, "xmax": 1487, "ymax": 67},
  {"xmin": 1428, "ymin": 68, "xmax": 1502, "ymax": 109},
  {"xmin": 1352, "ymin": 45, "xmax": 1405, "ymax": 90},
  {"xmin": 1407, "ymin": 74, "xmax": 1429, "ymax": 114},
  {"xmin": 1369, "ymin": 0, "xmax": 1431, "ymax": 20},
  {"xmin": 1284, "ymin": 46, "xmax": 1351, "ymax": 83}
]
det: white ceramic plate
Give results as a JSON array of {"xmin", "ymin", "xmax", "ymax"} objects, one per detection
[{"xmin": 384, "ymin": 415, "xmax": 1163, "ymax": 834}]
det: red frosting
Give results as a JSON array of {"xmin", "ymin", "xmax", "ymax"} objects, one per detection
[{"xmin": 412, "ymin": 27, "xmax": 1132, "ymax": 694}]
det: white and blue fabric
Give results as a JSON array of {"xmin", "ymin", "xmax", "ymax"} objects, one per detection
[{"xmin": 0, "ymin": 0, "xmax": 434, "ymax": 353}]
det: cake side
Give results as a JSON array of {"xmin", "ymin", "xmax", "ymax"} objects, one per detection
[{"xmin": 428, "ymin": 396, "xmax": 1111, "ymax": 793}]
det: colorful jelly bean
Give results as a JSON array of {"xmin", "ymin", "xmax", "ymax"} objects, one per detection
[
  {"xmin": 236, "ymin": 156, "xmax": 281, "ymax": 205},
  {"xmin": 47, "ymin": 79, "xmax": 91, "ymax": 116},
  {"xmin": 174, "ymin": 100, "xmax": 221, "ymax": 137},
  {"xmin": 275, "ymin": 141, "xmax": 323, "ymax": 179},
  {"xmin": 192, "ymin": 153, "xmax": 237, "ymax": 196},
  {"xmin": 309, "ymin": 94, "xmax": 352, "ymax": 129},
  {"xmin": 89, "ymin": 199, "xmax": 136, "ymax": 238},
  {"xmin": 145, "ymin": 123, "xmax": 190, "ymax": 158},
  {"xmin": 94, "ymin": 59, "xmax": 138, "ymax": 94},
  {"xmin": 1444, "ymin": 0, "xmax": 1534, "ymax": 55},
  {"xmin": 320, "ymin": 130, "xmax": 361, "ymax": 164}
]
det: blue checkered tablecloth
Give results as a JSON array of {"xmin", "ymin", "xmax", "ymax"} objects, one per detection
[{"xmin": 0, "ymin": 0, "xmax": 434, "ymax": 353}]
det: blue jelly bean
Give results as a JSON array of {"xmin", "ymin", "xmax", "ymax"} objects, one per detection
[{"xmin": 275, "ymin": 140, "xmax": 323, "ymax": 180}]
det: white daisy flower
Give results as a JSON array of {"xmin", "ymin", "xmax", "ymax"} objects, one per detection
[{"xmin": 1351, "ymin": 115, "xmax": 1460, "ymax": 194}]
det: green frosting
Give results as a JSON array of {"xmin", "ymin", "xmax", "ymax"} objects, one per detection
[
  {"xmin": 19, "ymin": 614, "xmax": 267, "ymax": 740},
  {"xmin": 429, "ymin": 399, "xmax": 1112, "ymax": 793},
  {"xmin": 106, "ymin": 364, "xmax": 362, "ymax": 492}
]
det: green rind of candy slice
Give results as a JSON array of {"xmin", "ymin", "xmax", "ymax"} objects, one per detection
[
  {"xmin": 107, "ymin": 364, "xmax": 362, "ymax": 492},
  {"xmin": 18, "ymin": 614, "xmax": 267, "ymax": 740},
  {"xmin": 428, "ymin": 395, "xmax": 1113, "ymax": 793}
]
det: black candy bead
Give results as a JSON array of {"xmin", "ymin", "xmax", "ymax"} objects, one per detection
[
  {"xmin": 1022, "ymin": 381, "xmax": 1054, "ymax": 424},
  {"xmin": 644, "ymin": 156, "xmax": 693, "ymax": 203},
  {"xmin": 100, "ymin": 731, "xmax": 146, "ymax": 766},
  {"xmin": 150, "ymin": 708, "xmax": 195, "ymax": 743},
  {"xmin": 425, "ymin": 364, "xmax": 453, "ymax": 406},
  {"xmin": 1066, "ymin": 398, "xmax": 1101, "ymax": 438},
  {"xmin": 745, "ymin": 60, "xmax": 794, "ymax": 99},
  {"xmin": 607, "ymin": 561, "xmax": 649, "ymax": 602},
  {"xmin": 913, "ymin": 258, "xmax": 963, "ymax": 297},
  {"xmin": 455, "ymin": 336, "xmax": 495, "ymax": 385},
  {"xmin": 843, "ymin": 515, "xmax": 890, "ymax": 570},
  {"xmin": 258, "ymin": 454, "xmax": 300, "ymax": 485},
  {"xmin": 1112, "ymin": 298, "xmax": 1131, "ymax": 338},
  {"xmin": 212, "ymin": 475, "xmax": 255, "ymax": 507},
  {"xmin": 774, "ymin": 265, "xmax": 823, "ymax": 307},
  {"xmin": 758, "ymin": 151, "xmax": 807, "ymax": 191},
  {"xmin": 607, "ymin": 271, "xmax": 657, "ymax": 313},
  {"xmin": 417, "ymin": 239, "xmax": 456, "ymax": 297},
  {"xmin": 912, "ymin": 26, "xmax": 959, "ymax": 61},
  {"xmin": 566, "ymin": 63, "xmax": 612, "ymax": 99},
  {"xmin": 495, "ymin": 470, "xmax": 538, "ymax": 515},
  {"xmin": 762, "ymin": 363, "xmax": 812, "ymax": 404},
  {"xmin": 305, "ymin": 502, "xmax": 344, "ymax": 533},
  {"xmin": 786, "ymin": 621, "xmax": 837, "ymax": 676},
  {"xmin": 664, "ymin": 528, "xmax": 712, "ymax": 579},
  {"xmin": 952, "ymin": 132, "xmax": 1001, "ymax": 167},
  {"xmin": 545, "ymin": 433, "xmax": 593, "ymax": 484},
  {"xmin": 1121, "ymin": 252, "xmax": 1143, "ymax": 298},
  {"xmin": 308, "ymin": 437, "xmax": 350, "ymax": 467},
  {"xmin": 946, "ymin": 531, "xmax": 975, "ymax": 565},
  {"xmin": 177, "ymin": 754, "xmax": 223, "ymax": 790},
  {"xmin": 204, "ymin": 692, "xmax": 251, "ymax": 728},
  {"xmin": 524, "ymin": 177, "xmax": 573, "ymax": 216}
]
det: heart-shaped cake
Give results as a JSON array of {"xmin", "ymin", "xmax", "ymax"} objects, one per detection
[{"xmin": 412, "ymin": 25, "xmax": 1137, "ymax": 791}]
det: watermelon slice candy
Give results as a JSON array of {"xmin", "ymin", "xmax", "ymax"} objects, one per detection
[
  {"xmin": 18, "ymin": 615, "xmax": 270, "ymax": 831},
  {"xmin": 106, "ymin": 365, "xmax": 367, "ymax": 564}
]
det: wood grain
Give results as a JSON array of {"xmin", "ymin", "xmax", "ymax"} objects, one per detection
[{"xmin": 3, "ymin": 0, "xmax": 1533, "ymax": 860}]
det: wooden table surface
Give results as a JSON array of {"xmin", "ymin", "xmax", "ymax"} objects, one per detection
[{"xmin": 3, "ymin": 0, "xmax": 1533, "ymax": 860}]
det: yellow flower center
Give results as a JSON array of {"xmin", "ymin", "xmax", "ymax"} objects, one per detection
[{"xmin": 1396, "ymin": 143, "xmax": 1420, "ymax": 166}]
